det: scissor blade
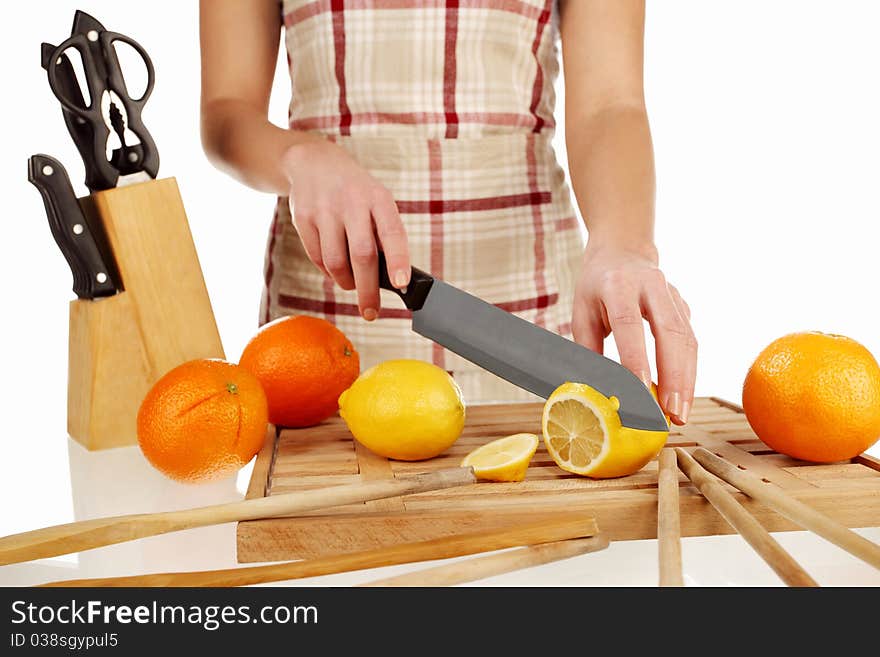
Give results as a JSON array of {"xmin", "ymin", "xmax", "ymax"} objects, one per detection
[{"xmin": 116, "ymin": 171, "xmax": 154, "ymax": 187}]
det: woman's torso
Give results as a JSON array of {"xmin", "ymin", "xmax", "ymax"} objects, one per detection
[{"xmin": 263, "ymin": 0, "xmax": 585, "ymax": 402}]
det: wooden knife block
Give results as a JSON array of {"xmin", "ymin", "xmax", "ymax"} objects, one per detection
[{"xmin": 67, "ymin": 177, "xmax": 225, "ymax": 450}]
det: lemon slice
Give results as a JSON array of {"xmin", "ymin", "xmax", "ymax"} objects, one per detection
[
  {"xmin": 461, "ymin": 433, "xmax": 539, "ymax": 482},
  {"xmin": 542, "ymin": 382, "xmax": 669, "ymax": 479}
]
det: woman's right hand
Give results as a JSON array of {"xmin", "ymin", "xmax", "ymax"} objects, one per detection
[{"xmin": 281, "ymin": 140, "xmax": 411, "ymax": 321}]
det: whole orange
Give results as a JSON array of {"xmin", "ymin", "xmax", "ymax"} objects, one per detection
[
  {"xmin": 137, "ymin": 359, "xmax": 269, "ymax": 483},
  {"xmin": 239, "ymin": 316, "xmax": 359, "ymax": 427},
  {"xmin": 742, "ymin": 332, "xmax": 880, "ymax": 463}
]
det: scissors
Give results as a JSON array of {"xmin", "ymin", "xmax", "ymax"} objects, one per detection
[{"xmin": 41, "ymin": 10, "xmax": 159, "ymax": 192}]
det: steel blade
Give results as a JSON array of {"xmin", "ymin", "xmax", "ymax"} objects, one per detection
[{"xmin": 412, "ymin": 280, "xmax": 668, "ymax": 432}]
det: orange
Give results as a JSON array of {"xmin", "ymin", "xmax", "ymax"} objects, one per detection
[
  {"xmin": 137, "ymin": 359, "xmax": 269, "ymax": 483},
  {"xmin": 239, "ymin": 315, "xmax": 359, "ymax": 427},
  {"xmin": 742, "ymin": 332, "xmax": 880, "ymax": 463}
]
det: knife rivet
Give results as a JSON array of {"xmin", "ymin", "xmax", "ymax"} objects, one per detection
[
  {"xmin": 73, "ymin": 224, "xmax": 84, "ymax": 235},
  {"xmin": 42, "ymin": 165, "xmax": 54, "ymax": 176},
  {"xmin": 87, "ymin": 30, "xmax": 99, "ymax": 42},
  {"xmin": 96, "ymin": 273, "xmax": 108, "ymax": 284}
]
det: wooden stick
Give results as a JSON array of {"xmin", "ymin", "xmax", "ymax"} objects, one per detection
[
  {"xmin": 693, "ymin": 447, "xmax": 880, "ymax": 571},
  {"xmin": 0, "ymin": 467, "xmax": 476, "ymax": 566},
  {"xmin": 40, "ymin": 512, "xmax": 598, "ymax": 587},
  {"xmin": 359, "ymin": 534, "xmax": 610, "ymax": 587},
  {"xmin": 657, "ymin": 448, "xmax": 683, "ymax": 586},
  {"xmin": 674, "ymin": 448, "xmax": 818, "ymax": 587}
]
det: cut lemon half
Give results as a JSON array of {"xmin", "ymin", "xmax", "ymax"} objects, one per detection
[
  {"xmin": 542, "ymin": 382, "xmax": 669, "ymax": 479},
  {"xmin": 461, "ymin": 433, "xmax": 539, "ymax": 482}
]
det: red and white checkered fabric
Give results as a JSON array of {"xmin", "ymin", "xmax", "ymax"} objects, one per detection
[{"xmin": 262, "ymin": 0, "xmax": 586, "ymax": 402}]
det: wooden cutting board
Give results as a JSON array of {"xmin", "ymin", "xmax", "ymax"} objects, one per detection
[{"xmin": 237, "ymin": 397, "xmax": 880, "ymax": 562}]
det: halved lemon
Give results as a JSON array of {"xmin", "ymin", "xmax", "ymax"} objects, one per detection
[
  {"xmin": 542, "ymin": 382, "xmax": 669, "ymax": 479},
  {"xmin": 461, "ymin": 433, "xmax": 540, "ymax": 482}
]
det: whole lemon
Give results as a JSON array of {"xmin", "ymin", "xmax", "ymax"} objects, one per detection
[{"xmin": 338, "ymin": 359, "xmax": 466, "ymax": 461}]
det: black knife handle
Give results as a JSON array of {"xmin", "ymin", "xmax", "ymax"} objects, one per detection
[
  {"xmin": 27, "ymin": 154, "xmax": 119, "ymax": 299},
  {"xmin": 377, "ymin": 252, "xmax": 435, "ymax": 311}
]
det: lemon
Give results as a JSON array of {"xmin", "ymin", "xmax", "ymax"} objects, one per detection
[
  {"xmin": 461, "ymin": 433, "xmax": 539, "ymax": 482},
  {"xmin": 542, "ymin": 382, "xmax": 668, "ymax": 478},
  {"xmin": 338, "ymin": 359, "xmax": 466, "ymax": 461}
]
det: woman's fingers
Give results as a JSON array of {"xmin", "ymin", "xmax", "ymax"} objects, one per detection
[
  {"xmin": 318, "ymin": 213, "xmax": 356, "ymax": 291},
  {"xmin": 667, "ymin": 285, "xmax": 697, "ymax": 422},
  {"xmin": 345, "ymin": 210, "xmax": 381, "ymax": 320},
  {"xmin": 669, "ymin": 284, "xmax": 691, "ymax": 320},
  {"xmin": 290, "ymin": 208, "xmax": 328, "ymax": 277},
  {"xmin": 372, "ymin": 190, "xmax": 410, "ymax": 289},
  {"xmin": 601, "ymin": 282, "xmax": 652, "ymax": 388},
  {"xmin": 642, "ymin": 278, "xmax": 697, "ymax": 425},
  {"xmin": 571, "ymin": 301, "xmax": 606, "ymax": 355},
  {"xmin": 284, "ymin": 142, "xmax": 413, "ymax": 320}
]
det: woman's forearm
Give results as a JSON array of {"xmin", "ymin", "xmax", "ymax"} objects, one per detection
[
  {"xmin": 566, "ymin": 104, "xmax": 658, "ymax": 261},
  {"xmin": 200, "ymin": 99, "xmax": 323, "ymax": 196}
]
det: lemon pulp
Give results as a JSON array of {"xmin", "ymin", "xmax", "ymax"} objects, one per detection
[{"xmin": 542, "ymin": 382, "xmax": 668, "ymax": 479}]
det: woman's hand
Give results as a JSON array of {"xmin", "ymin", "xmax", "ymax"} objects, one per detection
[
  {"xmin": 572, "ymin": 240, "xmax": 697, "ymax": 425},
  {"xmin": 281, "ymin": 140, "xmax": 411, "ymax": 320}
]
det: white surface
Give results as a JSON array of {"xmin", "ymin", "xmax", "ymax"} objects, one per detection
[{"xmin": 1, "ymin": 2, "xmax": 879, "ymax": 586}]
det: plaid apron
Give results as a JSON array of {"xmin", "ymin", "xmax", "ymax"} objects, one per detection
[{"xmin": 262, "ymin": 0, "xmax": 586, "ymax": 402}]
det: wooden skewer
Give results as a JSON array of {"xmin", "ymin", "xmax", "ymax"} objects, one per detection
[
  {"xmin": 674, "ymin": 448, "xmax": 818, "ymax": 587},
  {"xmin": 693, "ymin": 447, "xmax": 880, "ymax": 571},
  {"xmin": 657, "ymin": 448, "xmax": 683, "ymax": 586},
  {"xmin": 359, "ymin": 534, "xmax": 610, "ymax": 587},
  {"xmin": 40, "ymin": 512, "xmax": 599, "ymax": 587},
  {"xmin": 0, "ymin": 466, "xmax": 476, "ymax": 567}
]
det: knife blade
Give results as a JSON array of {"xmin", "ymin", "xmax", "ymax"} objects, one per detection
[
  {"xmin": 27, "ymin": 154, "xmax": 119, "ymax": 299},
  {"xmin": 378, "ymin": 254, "xmax": 668, "ymax": 432}
]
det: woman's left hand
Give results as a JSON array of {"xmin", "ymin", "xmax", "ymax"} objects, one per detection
[{"xmin": 572, "ymin": 240, "xmax": 697, "ymax": 425}]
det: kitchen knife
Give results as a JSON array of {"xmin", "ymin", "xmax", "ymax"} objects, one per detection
[
  {"xmin": 28, "ymin": 154, "xmax": 119, "ymax": 299},
  {"xmin": 378, "ymin": 255, "xmax": 668, "ymax": 432}
]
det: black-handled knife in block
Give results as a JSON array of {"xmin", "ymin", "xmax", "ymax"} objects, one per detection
[{"xmin": 27, "ymin": 154, "xmax": 119, "ymax": 299}]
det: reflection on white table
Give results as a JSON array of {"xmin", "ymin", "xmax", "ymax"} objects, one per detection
[{"xmin": 0, "ymin": 437, "xmax": 878, "ymax": 587}]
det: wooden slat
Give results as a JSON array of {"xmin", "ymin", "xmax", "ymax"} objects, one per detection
[
  {"xmin": 354, "ymin": 441, "xmax": 404, "ymax": 512},
  {"xmin": 810, "ymin": 478, "xmax": 880, "ymax": 491},
  {"xmin": 854, "ymin": 453, "xmax": 880, "ymax": 472},
  {"xmin": 708, "ymin": 397, "xmax": 745, "ymax": 412},
  {"xmin": 246, "ymin": 426, "xmax": 278, "ymax": 500},
  {"xmin": 785, "ymin": 463, "xmax": 880, "ymax": 481},
  {"xmin": 678, "ymin": 423, "xmax": 814, "ymax": 491},
  {"xmin": 405, "ymin": 470, "xmax": 661, "ymax": 500},
  {"xmin": 270, "ymin": 474, "xmax": 361, "ymax": 493},
  {"xmin": 271, "ymin": 462, "xmax": 359, "ymax": 477},
  {"xmin": 275, "ymin": 440, "xmax": 356, "ymax": 456}
]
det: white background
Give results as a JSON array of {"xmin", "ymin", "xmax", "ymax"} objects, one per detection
[{"xmin": 1, "ymin": 2, "xmax": 879, "ymax": 537}]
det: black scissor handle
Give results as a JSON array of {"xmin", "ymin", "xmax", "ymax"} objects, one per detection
[
  {"xmin": 100, "ymin": 31, "xmax": 155, "ymax": 105},
  {"xmin": 44, "ymin": 27, "xmax": 158, "ymax": 190},
  {"xmin": 46, "ymin": 34, "xmax": 105, "ymax": 117},
  {"xmin": 99, "ymin": 31, "xmax": 158, "ymax": 180}
]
